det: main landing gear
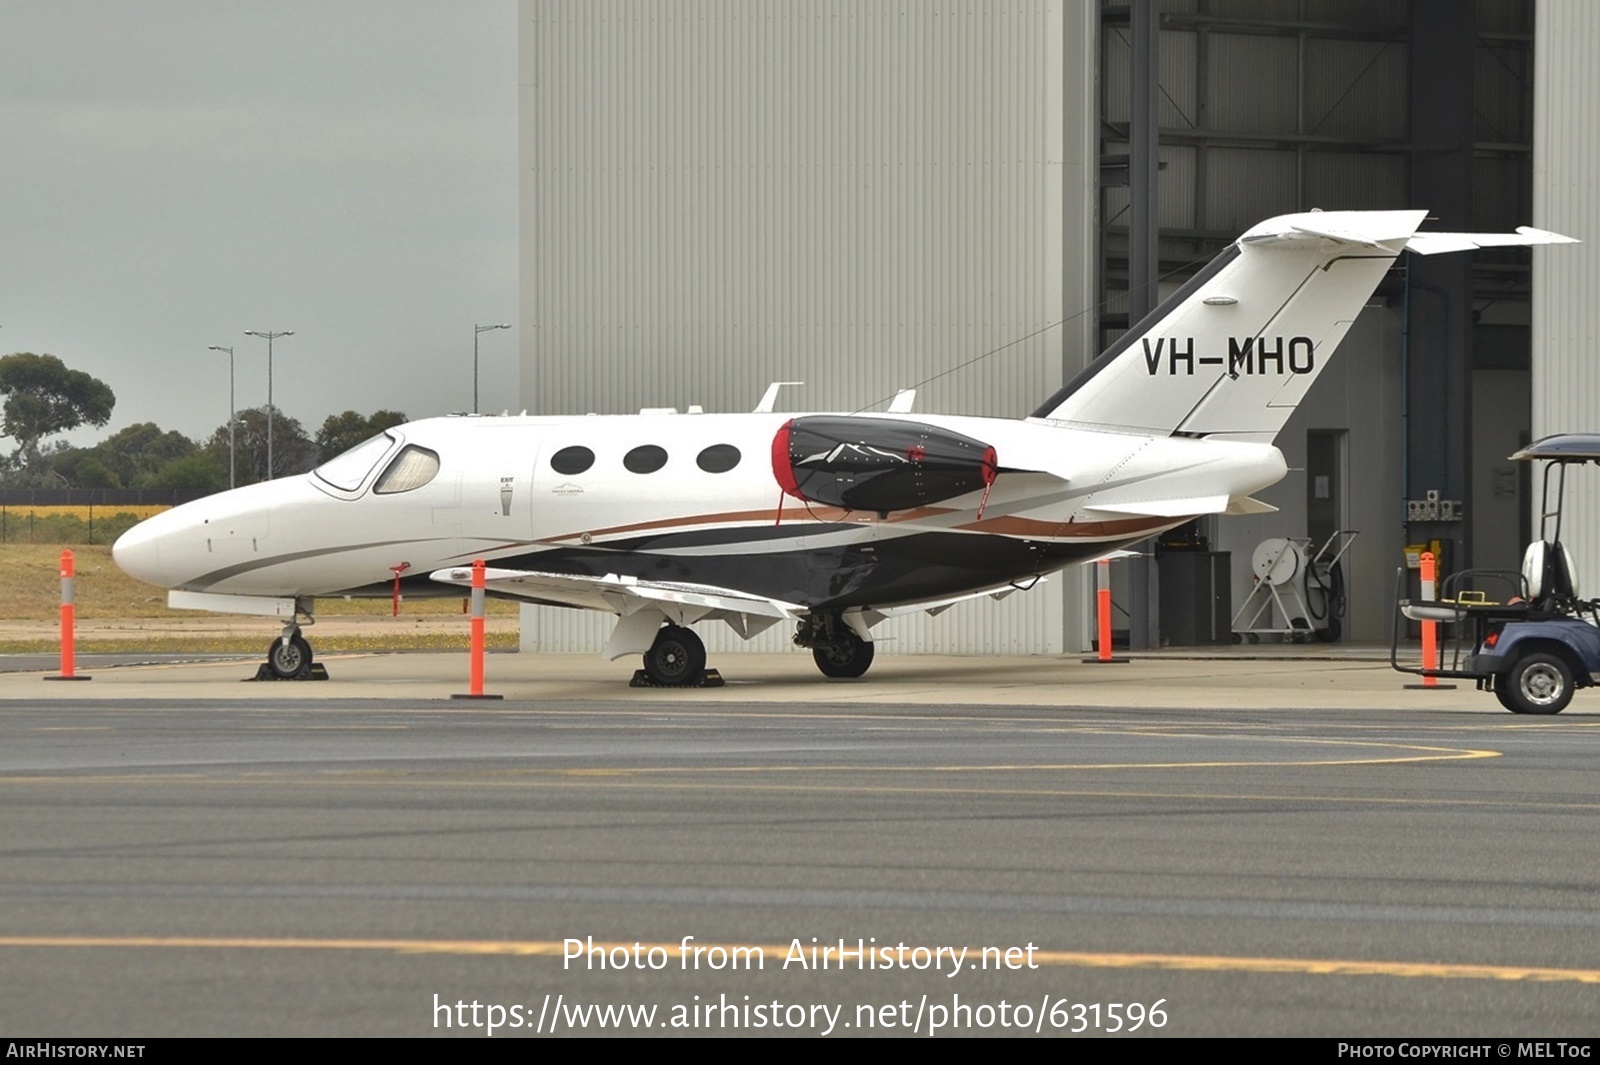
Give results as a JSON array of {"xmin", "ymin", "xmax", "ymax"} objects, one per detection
[
  {"xmin": 254, "ymin": 618, "xmax": 328, "ymax": 681},
  {"xmin": 631, "ymin": 624, "xmax": 722, "ymax": 687},
  {"xmin": 794, "ymin": 613, "xmax": 876, "ymax": 679}
]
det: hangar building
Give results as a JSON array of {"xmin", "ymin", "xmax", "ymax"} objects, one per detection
[{"xmin": 516, "ymin": 0, "xmax": 1598, "ymax": 655}]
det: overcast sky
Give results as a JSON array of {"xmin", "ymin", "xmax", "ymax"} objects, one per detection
[{"xmin": 0, "ymin": 0, "xmax": 519, "ymax": 449}]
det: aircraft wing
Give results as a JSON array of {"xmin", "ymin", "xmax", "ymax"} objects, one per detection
[
  {"xmin": 427, "ymin": 565, "xmax": 806, "ymax": 620},
  {"xmin": 865, "ymin": 577, "xmax": 1045, "ymax": 620}
]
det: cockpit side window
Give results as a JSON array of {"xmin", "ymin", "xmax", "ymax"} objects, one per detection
[
  {"xmin": 312, "ymin": 433, "xmax": 395, "ymax": 491},
  {"xmin": 373, "ymin": 445, "xmax": 442, "ymax": 494}
]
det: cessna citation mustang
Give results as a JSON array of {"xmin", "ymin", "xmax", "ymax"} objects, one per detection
[{"xmin": 114, "ymin": 210, "xmax": 1574, "ymax": 684}]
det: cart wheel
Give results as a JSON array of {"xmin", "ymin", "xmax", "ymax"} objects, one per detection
[
  {"xmin": 1232, "ymin": 632, "xmax": 1243, "ymax": 644},
  {"xmin": 1246, "ymin": 633, "xmax": 1259, "ymax": 645},
  {"xmin": 1501, "ymin": 652, "xmax": 1573, "ymax": 715}
]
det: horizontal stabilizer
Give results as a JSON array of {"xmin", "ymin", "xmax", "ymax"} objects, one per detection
[
  {"xmin": 1244, "ymin": 209, "xmax": 1429, "ymax": 249},
  {"xmin": 1404, "ymin": 227, "xmax": 1580, "ymax": 255}
]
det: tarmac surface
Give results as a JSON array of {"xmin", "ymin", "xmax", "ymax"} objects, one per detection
[
  {"xmin": 0, "ymin": 639, "xmax": 1541, "ymax": 711},
  {"xmin": 2, "ymin": 642, "xmax": 1598, "ymax": 1038}
]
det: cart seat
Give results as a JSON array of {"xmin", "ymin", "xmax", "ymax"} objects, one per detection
[
  {"xmin": 1523, "ymin": 540, "xmax": 1579, "ymax": 604},
  {"xmin": 1399, "ymin": 601, "xmax": 1465, "ymax": 623}
]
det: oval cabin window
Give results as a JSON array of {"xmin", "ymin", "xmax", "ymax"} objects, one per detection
[
  {"xmin": 550, "ymin": 445, "xmax": 596, "ymax": 475},
  {"xmin": 696, "ymin": 444, "xmax": 741, "ymax": 473},
  {"xmin": 623, "ymin": 444, "xmax": 669, "ymax": 474}
]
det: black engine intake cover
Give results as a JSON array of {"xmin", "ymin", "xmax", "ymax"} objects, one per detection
[{"xmin": 772, "ymin": 416, "xmax": 998, "ymax": 513}]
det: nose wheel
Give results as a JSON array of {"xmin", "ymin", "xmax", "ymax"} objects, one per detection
[
  {"xmin": 267, "ymin": 633, "xmax": 314, "ymax": 679},
  {"xmin": 253, "ymin": 617, "xmax": 328, "ymax": 681}
]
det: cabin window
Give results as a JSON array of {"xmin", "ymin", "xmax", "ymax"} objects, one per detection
[
  {"xmin": 550, "ymin": 445, "xmax": 595, "ymax": 475},
  {"xmin": 623, "ymin": 444, "xmax": 668, "ymax": 474},
  {"xmin": 696, "ymin": 444, "xmax": 741, "ymax": 473},
  {"xmin": 373, "ymin": 445, "xmax": 441, "ymax": 494},
  {"xmin": 312, "ymin": 433, "xmax": 394, "ymax": 491}
]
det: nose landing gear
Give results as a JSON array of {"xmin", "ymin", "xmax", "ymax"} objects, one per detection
[
  {"xmin": 267, "ymin": 631, "xmax": 313, "ymax": 678},
  {"xmin": 253, "ymin": 613, "xmax": 329, "ymax": 681}
]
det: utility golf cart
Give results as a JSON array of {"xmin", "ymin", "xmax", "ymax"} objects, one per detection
[{"xmin": 1391, "ymin": 433, "xmax": 1600, "ymax": 714}]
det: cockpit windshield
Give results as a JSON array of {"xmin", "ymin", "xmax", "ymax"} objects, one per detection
[{"xmin": 312, "ymin": 433, "xmax": 395, "ymax": 491}]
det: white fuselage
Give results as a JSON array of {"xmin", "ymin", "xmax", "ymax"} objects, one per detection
[{"xmin": 113, "ymin": 411, "xmax": 1286, "ymax": 614}]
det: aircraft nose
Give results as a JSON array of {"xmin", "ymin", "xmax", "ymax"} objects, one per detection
[{"xmin": 112, "ymin": 512, "xmax": 174, "ymax": 589}]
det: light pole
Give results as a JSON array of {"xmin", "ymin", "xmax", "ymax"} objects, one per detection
[
  {"xmin": 474, "ymin": 323, "xmax": 510, "ymax": 414},
  {"xmin": 244, "ymin": 330, "xmax": 293, "ymax": 479},
  {"xmin": 208, "ymin": 345, "xmax": 236, "ymax": 489}
]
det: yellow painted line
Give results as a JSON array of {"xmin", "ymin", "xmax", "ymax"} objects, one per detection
[
  {"xmin": 535, "ymin": 743, "xmax": 1502, "ymax": 774},
  {"xmin": 384, "ymin": 704, "xmax": 1600, "ymax": 733},
  {"xmin": 0, "ymin": 935, "xmax": 1594, "ymax": 984}
]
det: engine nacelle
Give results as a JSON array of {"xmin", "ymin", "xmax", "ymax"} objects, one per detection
[{"xmin": 771, "ymin": 416, "xmax": 998, "ymax": 513}]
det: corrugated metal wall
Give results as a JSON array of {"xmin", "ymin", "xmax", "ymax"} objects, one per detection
[
  {"xmin": 517, "ymin": 0, "xmax": 1098, "ymax": 656},
  {"xmin": 521, "ymin": 0, "xmax": 1081, "ymax": 419},
  {"xmin": 1533, "ymin": 0, "xmax": 1600, "ymax": 588}
]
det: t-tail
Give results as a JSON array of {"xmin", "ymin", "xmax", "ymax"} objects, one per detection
[{"xmin": 1031, "ymin": 209, "xmax": 1576, "ymax": 444}]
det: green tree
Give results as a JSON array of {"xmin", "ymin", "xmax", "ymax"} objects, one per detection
[
  {"xmin": 316, "ymin": 409, "xmax": 408, "ymax": 463},
  {"xmin": 0, "ymin": 353, "xmax": 116, "ymax": 472},
  {"xmin": 143, "ymin": 451, "xmax": 226, "ymax": 491},
  {"xmin": 205, "ymin": 406, "xmax": 318, "ymax": 486},
  {"xmin": 88, "ymin": 422, "xmax": 199, "ymax": 487},
  {"xmin": 74, "ymin": 455, "xmax": 121, "ymax": 489}
]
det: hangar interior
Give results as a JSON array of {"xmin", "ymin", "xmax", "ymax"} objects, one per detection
[{"xmin": 516, "ymin": 0, "xmax": 1560, "ymax": 653}]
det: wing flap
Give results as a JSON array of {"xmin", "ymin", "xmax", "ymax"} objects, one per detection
[{"xmin": 867, "ymin": 576, "xmax": 1046, "ymax": 620}]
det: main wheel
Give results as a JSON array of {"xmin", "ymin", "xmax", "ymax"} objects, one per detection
[
  {"xmin": 1500, "ymin": 652, "xmax": 1573, "ymax": 714},
  {"xmin": 267, "ymin": 634, "xmax": 313, "ymax": 679},
  {"xmin": 642, "ymin": 625, "xmax": 706, "ymax": 686},
  {"xmin": 812, "ymin": 631, "xmax": 875, "ymax": 679}
]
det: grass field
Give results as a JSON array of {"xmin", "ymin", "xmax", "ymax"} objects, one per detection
[
  {"xmin": 0, "ymin": 505, "xmax": 160, "ymax": 546},
  {"xmin": 0, "ymin": 504, "xmax": 170, "ymax": 520},
  {"xmin": 0, "ymin": 542, "xmax": 519, "ymax": 654}
]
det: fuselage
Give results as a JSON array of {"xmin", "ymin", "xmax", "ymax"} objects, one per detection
[{"xmin": 112, "ymin": 411, "xmax": 1286, "ymax": 614}]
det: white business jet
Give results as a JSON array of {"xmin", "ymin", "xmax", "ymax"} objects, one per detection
[{"xmin": 113, "ymin": 210, "xmax": 1574, "ymax": 684}]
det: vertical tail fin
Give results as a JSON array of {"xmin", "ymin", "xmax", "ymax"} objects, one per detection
[{"xmin": 1032, "ymin": 210, "xmax": 1573, "ymax": 444}]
